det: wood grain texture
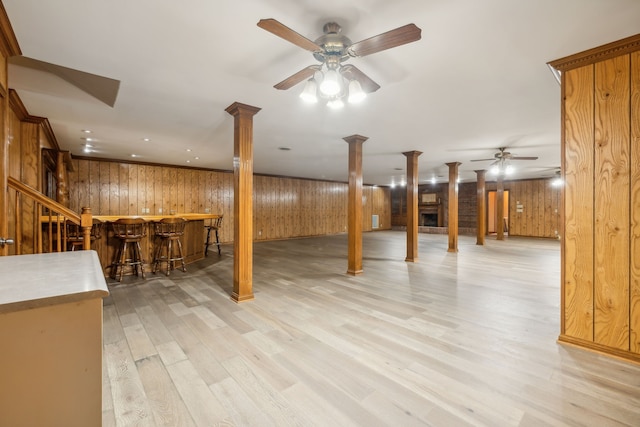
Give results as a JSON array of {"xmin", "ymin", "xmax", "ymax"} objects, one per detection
[
  {"xmin": 391, "ymin": 178, "xmax": 559, "ymax": 239},
  {"xmin": 446, "ymin": 162, "xmax": 461, "ymax": 252},
  {"xmin": 67, "ymin": 158, "xmax": 388, "ymax": 246},
  {"xmin": 101, "ymin": 232, "xmax": 640, "ymax": 426},
  {"xmin": 1, "ymin": 27, "xmax": 29, "ymax": 254},
  {"xmin": 19, "ymin": 122, "xmax": 39, "ymax": 253},
  {"xmin": 403, "ymin": 151, "xmax": 422, "ymax": 261},
  {"xmin": 226, "ymin": 102, "xmax": 261, "ymax": 303},
  {"xmin": 632, "ymin": 51, "xmax": 640, "ymax": 353},
  {"xmin": 345, "ymin": 135, "xmax": 368, "ymax": 275},
  {"xmin": 496, "ymin": 175, "xmax": 505, "ymax": 240},
  {"xmin": 563, "ymin": 65, "xmax": 595, "ymax": 341},
  {"xmin": 594, "ymin": 55, "xmax": 630, "ymax": 350},
  {"xmin": 475, "ymin": 170, "xmax": 486, "ymax": 245},
  {"xmin": 5, "ymin": 109, "xmax": 20, "ymax": 255},
  {"xmin": 507, "ymin": 179, "xmax": 561, "ymax": 238}
]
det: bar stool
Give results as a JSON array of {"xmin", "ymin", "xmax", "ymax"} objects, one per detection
[
  {"xmin": 66, "ymin": 218, "xmax": 103, "ymax": 251},
  {"xmin": 110, "ymin": 218, "xmax": 147, "ymax": 282},
  {"xmin": 152, "ymin": 217, "xmax": 187, "ymax": 276},
  {"xmin": 204, "ymin": 215, "xmax": 223, "ymax": 256}
]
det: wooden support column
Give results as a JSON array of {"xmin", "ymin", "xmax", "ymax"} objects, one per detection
[
  {"xmin": 497, "ymin": 175, "xmax": 505, "ymax": 241},
  {"xmin": 344, "ymin": 134, "xmax": 368, "ymax": 275},
  {"xmin": 475, "ymin": 170, "xmax": 486, "ymax": 245},
  {"xmin": 225, "ymin": 102, "xmax": 261, "ymax": 303},
  {"xmin": 403, "ymin": 150, "xmax": 422, "ymax": 262},
  {"xmin": 446, "ymin": 162, "xmax": 461, "ymax": 252}
]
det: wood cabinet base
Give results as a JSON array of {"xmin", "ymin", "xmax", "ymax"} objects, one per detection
[{"xmin": 0, "ymin": 298, "xmax": 104, "ymax": 427}]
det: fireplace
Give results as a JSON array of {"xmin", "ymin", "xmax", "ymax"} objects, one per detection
[
  {"xmin": 419, "ymin": 201, "xmax": 443, "ymax": 227},
  {"xmin": 421, "ymin": 213, "xmax": 438, "ymax": 227}
]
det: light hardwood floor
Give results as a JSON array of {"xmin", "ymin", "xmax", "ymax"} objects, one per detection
[{"xmin": 102, "ymin": 231, "xmax": 640, "ymax": 426}]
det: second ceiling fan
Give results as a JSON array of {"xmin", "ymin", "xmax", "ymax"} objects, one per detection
[
  {"xmin": 471, "ymin": 147, "xmax": 539, "ymax": 175},
  {"xmin": 257, "ymin": 18, "xmax": 421, "ymax": 107}
]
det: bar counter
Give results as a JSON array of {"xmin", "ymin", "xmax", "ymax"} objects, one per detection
[
  {"xmin": 0, "ymin": 251, "xmax": 108, "ymax": 426},
  {"xmin": 92, "ymin": 213, "xmax": 221, "ymax": 276}
]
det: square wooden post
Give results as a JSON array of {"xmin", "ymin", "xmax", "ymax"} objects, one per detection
[
  {"xmin": 497, "ymin": 175, "xmax": 505, "ymax": 241},
  {"xmin": 446, "ymin": 162, "xmax": 461, "ymax": 252},
  {"xmin": 225, "ymin": 102, "xmax": 261, "ymax": 303},
  {"xmin": 475, "ymin": 170, "xmax": 486, "ymax": 245},
  {"xmin": 403, "ymin": 151, "xmax": 422, "ymax": 262},
  {"xmin": 344, "ymin": 134, "xmax": 368, "ymax": 275}
]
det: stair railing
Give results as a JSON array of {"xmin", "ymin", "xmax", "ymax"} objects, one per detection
[{"xmin": 7, "ymin": 176, "xmax": 93, "ymax": 254}]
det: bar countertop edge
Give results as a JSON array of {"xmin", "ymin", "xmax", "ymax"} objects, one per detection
[
  {"xmin": 0, "ymin": 250, "xmax": 109, "ymax": 314},
  {"xmin": 93, "ymin": 213, "xmax": 220, "ymax": 222}
]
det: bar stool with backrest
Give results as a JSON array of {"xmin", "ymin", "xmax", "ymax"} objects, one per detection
[
  {"xmin": 204, "ymin": 215, "xmax": 223, "ymax": 256},
  {"xmin": 110, "ymin": 218, "xmax": 147, "ymax": 282},
  {"xmin": 66, "ymin": 218, "xmax": 103, "ymax": 251},
  {"xmin": 152, "ymin": 217, "xmax": 187, "ymax": 276}
]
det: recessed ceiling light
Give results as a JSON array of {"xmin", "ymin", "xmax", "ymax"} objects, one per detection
[
  {"xmin": 82, "ymin": 129, "xmax": 92, "ymax": 133},
  {"xmin": 186, "ymin": 148, "xmax": 192, "ymax": 152},
  {"xmin": 186, "ymin": 160, "xmax": 191, "ymax": 163},
  {"xmin": 142, "ymin": 137, "xmax": 150, "ymax": 142},
  {"xmin": 81, "ymin": 137, "xmax": 94, "ymax": 142},
  {"xmin": 131, "ymin": 154, "xmax": 137, "ymax": 158},
  {"xmin": 194, "ymin": 157, "xmax": 199, "ymax": 160}
]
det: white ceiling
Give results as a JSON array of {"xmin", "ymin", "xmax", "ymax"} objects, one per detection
[{"xmin": 3, "ymin": 0, "xmax": 640, "ymax": 186}]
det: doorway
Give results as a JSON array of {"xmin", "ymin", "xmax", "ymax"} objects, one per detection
[{"xmin": 487, "ymin": 190, "xmax": 509, "ymax": 234}]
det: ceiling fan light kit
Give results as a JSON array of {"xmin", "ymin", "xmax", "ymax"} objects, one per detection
[
  {"xmin": 258, "ymin": 18, "xmax": 421, "ymax": 107},
  {"xmin": 327, "ymin": 98, "xmax": 345, "ymax": 109},
  {"xmin": 299, "ymin": 79, "xmax": 319, "ymax": 103},
  {"xmin": 490, "ymin": 163, "xmax": 514, "ymax": 175},
  {"xmin": 347, "ymin": 79, "xmax": 366, "ymax": 103}
]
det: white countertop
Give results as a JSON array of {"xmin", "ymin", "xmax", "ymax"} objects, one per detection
[{"xmin": 0, "ymin": 251, "xmax": 109, "ymax": 314}]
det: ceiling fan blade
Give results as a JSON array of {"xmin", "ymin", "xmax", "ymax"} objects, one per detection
[
  {"xmin": 470, "ymin": 158, "xmax": 496, "ymax": 162},
  {"xmin": 274, "ymin": 65, "xmax": 319, "ymax": 90},
  {"xmin": 348, "ymin": 23, "xmax": 421, "ymax": 57},
  {"xmin": 340, "ymin": 64, "xmax": 380, "ymax": 93},
  {"xmin": 257, "ymin": 19, "xmax": 322, "ymax": 53},
  {"xmin": 511, "ymin": 156, "xmax": 539, "ymax": 160}
]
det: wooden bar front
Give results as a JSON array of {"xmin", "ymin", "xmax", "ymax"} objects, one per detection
[{"xmin": 43, "ymin": 213, "xmax": 221, "ymax": 276}]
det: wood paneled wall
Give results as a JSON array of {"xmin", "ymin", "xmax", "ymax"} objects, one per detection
[
  {"xmin": 391, "ymin": 179, "xmax": 560, "ymax": 239},
  {"xmin": 0, "ymin": 5, "xmax": 21, "ymax": 257},
  {"xmin": 67, "ymin": 158, "xmax": 391, "ymax": 244},
  {"xmin": 6, "ymin": 93, "xmax": 59, "ymax": 255},
  {"xmin": 507, "ymin": 179, "xmax": 560, "ymax": 238},
  {"xmin": 550, "ymin": 33, "xmax": 640, "ymax": 362}
]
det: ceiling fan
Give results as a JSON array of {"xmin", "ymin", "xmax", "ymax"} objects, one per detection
[
  {"xmin": 257, "ymin": 18, "xmax": 421, "ymax": 107},
  {"xmin": 470, "ymin": 147, "xmax": 539, "ymax": 175}
]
